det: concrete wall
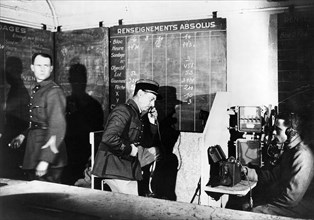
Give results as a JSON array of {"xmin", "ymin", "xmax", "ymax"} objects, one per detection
[{"xmin": 174, "ymin": 10, "xmax": 278, "ymax": 204}]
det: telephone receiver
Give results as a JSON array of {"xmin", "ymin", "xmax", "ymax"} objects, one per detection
[{"xmin": 207, "ymin": 145, "xmax": 226, "ymax": 164}]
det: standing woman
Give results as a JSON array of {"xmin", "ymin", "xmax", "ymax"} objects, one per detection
[{"xmin": 9, "ymin": 52, "xmax": 67, "ymax": 183}]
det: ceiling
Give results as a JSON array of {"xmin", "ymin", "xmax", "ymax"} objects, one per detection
[{"xmin": 1, "ymin": 0, "xmax": 314, "ymax": 31}]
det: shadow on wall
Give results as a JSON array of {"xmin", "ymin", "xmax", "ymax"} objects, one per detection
[
  {"xmin": 180, "ymin": 93, "xmax": 216, "ymax": 132},
  {"xmin": 62, "ymin": 62, "xmax": 104, "ymax": 185},
  {"xmin": 0, "ymin": 57, "xmax": 30, "ymax": 179},
  {"xmin": 149, "ymin": 91, "xmax": 215, "ymax": 201},
  {"xmin": 149, "ymin": 86, "xmax": 182, "ymax": 201}
]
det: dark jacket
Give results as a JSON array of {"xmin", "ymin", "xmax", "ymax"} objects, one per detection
[
  {"xmin": 22, "ymin": 80, "xmax": 67, "ymax": 169},
  {"xmin": 92, "ymin": 99, "xmax": 157, "ymax": 181},
  {"xmin": 251, "ymin": 135, "xmax": 314, "ymax": 218}
]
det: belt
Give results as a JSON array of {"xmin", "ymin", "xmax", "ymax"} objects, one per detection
[{"xmin": 29, "ymin": 121, "xmax": 48, "ymax": 130}]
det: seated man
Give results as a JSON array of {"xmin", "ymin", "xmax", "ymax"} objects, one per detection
[{"xmin": 243, "ymin": 112, "xmax": 314, "ymax": 218}]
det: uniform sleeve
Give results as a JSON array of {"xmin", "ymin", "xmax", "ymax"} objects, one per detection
[
  {"xmin": 101, "ymin": 105, "xmax": 133, "ymax": 156},
  {"xmin": 256, "ymin": 165, "xmax": 280, "ymax": 185},
  {"xmin": 39, "ymin": 87, "xmax": 66, "ymax": 163},
  {"xmin": 270, "ymin": 148, "xmax": 314, "ymax": 207}
]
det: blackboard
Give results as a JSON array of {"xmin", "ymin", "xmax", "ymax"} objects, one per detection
[
  {"xmin": 0, "ymin": 22, "xmax": 53, "ymax": 137},
  {"xmin": 109, "ymin": 18, "xmax": 227, "ymax": 132},
  {"xmin": 277, "ymin": 11, "xmax": 314, "ymax": 111},
  {"xmin": 0, "ymin": 22, "xmax": 54, "ymax": 89},
  {"xmin": 55, "ymin": 27, "xmax": 110, "ymax": 118}
]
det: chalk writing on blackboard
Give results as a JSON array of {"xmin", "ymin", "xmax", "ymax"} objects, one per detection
[
  {"xmin": 0, "ymin": 22, "xmax": 54, "ymax": 90},
  {"xmin": 277, "ymin": 12, "xmax": 314, "ymax": 111},
  {"xmin": 109, "ymin": 18, "xmax": 227, "ymax": 132},
  {"xmin": 0, "ymin": 22, "xmax": 54, "ymax": 148},
  {"xmin": 55, "ymin": 27, "xmax": 110, "ymax": 117}
]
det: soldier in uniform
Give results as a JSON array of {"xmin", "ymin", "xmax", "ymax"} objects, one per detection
[
  {"xmin": 243, "ymin": 112, "xmax": 314, "ymax": 218},
  {"xmin": 9, "ymin": 52, "xmax": 67, "ymax": 183},
  {"xmin": 92, "ymin": 79, "xmax": 160, "ymax": 195}
]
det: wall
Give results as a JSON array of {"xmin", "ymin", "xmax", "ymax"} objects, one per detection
[
  {"xmin": 1, "ymin": 0, "xmax": 313, "ymax": 204},
  {"xmin": 227, "ymin": 12, "xmax": 278, "ymax": 107},
  {"xmin": 174, "ymin": 10, "xmax": 278, "ymax": 204},
  {"xmin": 175, "ymin": 7, "xmax": 311, "ymax": 205}
]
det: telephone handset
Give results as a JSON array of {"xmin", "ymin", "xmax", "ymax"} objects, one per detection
[{"xmin": 207, "ymin": 145, "xmax": 226, "ymax": 164}]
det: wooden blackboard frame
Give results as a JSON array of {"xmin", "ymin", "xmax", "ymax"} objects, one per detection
[
  {"xmin": 109, "ymin": 18, "xmax": 227, "ymax": 132},
  {"xmin": 0, "ymin": 18, "xmax": 227, "ymax": 134}
]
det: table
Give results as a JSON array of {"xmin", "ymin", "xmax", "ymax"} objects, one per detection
[
  {"xmin": 204, "ymin": 180, "xmax": 257, "ymax": 196},
  {"xmin": 204, "ymin": 180, "xmax": 257, "ymax": 208}
]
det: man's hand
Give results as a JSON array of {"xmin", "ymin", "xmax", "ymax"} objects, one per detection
[
  {"xmin": 41, "ymin": 135, "xmax": 58, "ymax": 153},
  {"xmin": 148, "ymin": 107, "xmax": 158, "ymax": 124},
  {"xmin": 130, "ymin": 143, "xmax": 139, "ymax": 157},
  {"xmin": 36, "ymin": 161, "xmax": 49, "ymax": 177},
  {"xmin": 8, "ymin": 134, "xmax": 25, "ymax": 149},
  {"xmin": 241, "ymin": 166, "xmax": 259, "ymax": 182},
  {"xmin": 241, "ymin": 165, "xmax": 249, "ymax": 176}
]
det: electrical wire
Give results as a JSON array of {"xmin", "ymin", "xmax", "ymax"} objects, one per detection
[
  {"xmin": 176, "ymin": 133, "xmax": 182, "ymax": 171},
  {"xmin": 240, "ymin": 163, "xmax": 253, "ymax": 209},
  {"xmin": 279, "ymin": 85, "xmax": 314, "ymax": 104}
]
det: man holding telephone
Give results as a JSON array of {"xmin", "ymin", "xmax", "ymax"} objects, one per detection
[
  {"xmin": 243, "ymin": 111, "xmax": 314, "ymax": 218},
  {"xmin": 92, "ymin": 79, "xmax": 160, "ymax": 195}
]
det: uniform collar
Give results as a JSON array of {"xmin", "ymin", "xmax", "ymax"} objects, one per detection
[
  {"xmin": 32, "ymin": 80, "xmax": 52, "ymax": 92},
  {"xmin": 285, "ymin": 134, "xmax": 302, "ymax": 150},
  {"xmin": 126, "ymin": 99, "xmax": 141, "ymax": 116},
  {"xmin": 34, "ymin": 79, "xmax": 51, "ymax": 88},
  {"xmin": 37, "ymin": 79, "xmax": 52, "ymax": 87}
]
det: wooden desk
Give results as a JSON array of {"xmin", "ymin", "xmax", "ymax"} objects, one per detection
[
  {"xmin": 0, "ymin": 180, "xmax": 298, "ymax": 220},
  {"xmin": 204, "ymin": 180, "xmax": 257, "ymax": 196}
]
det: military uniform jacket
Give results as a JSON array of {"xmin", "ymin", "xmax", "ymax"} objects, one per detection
[
  {"xmin": 92, "ymin": 99, "xmax": 157, "ymax": 181},
  {"xmin": 22, "ymin": 80, "xmax": 67, "ymax": 169},
  {"xmin": 253, "ymin": 135, "xmax": 314, "ymax": 218}
]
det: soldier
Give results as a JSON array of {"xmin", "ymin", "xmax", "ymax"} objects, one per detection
[
  {"xmin": 243, "ymin": 112, "xmax": 314, "ymax": 218},
  {"xmin": 92, "ymin": 79, "xmax": 160, "ymax": 195},
  {"xmin": 9, "ymin": 52, "xmax": 67, "ymax": 183}
]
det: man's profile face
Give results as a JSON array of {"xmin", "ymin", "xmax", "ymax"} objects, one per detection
[
  {"xmin": 31, "ymin": 55, "xmax": 53, "ymax": 82},
  {"xmin": 273, "ymin": 119, "xmax": 289, "ymax": 144},
  {"xmin": 138, "ymin": 90, "xmax": 157, "ymax": 112}
]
